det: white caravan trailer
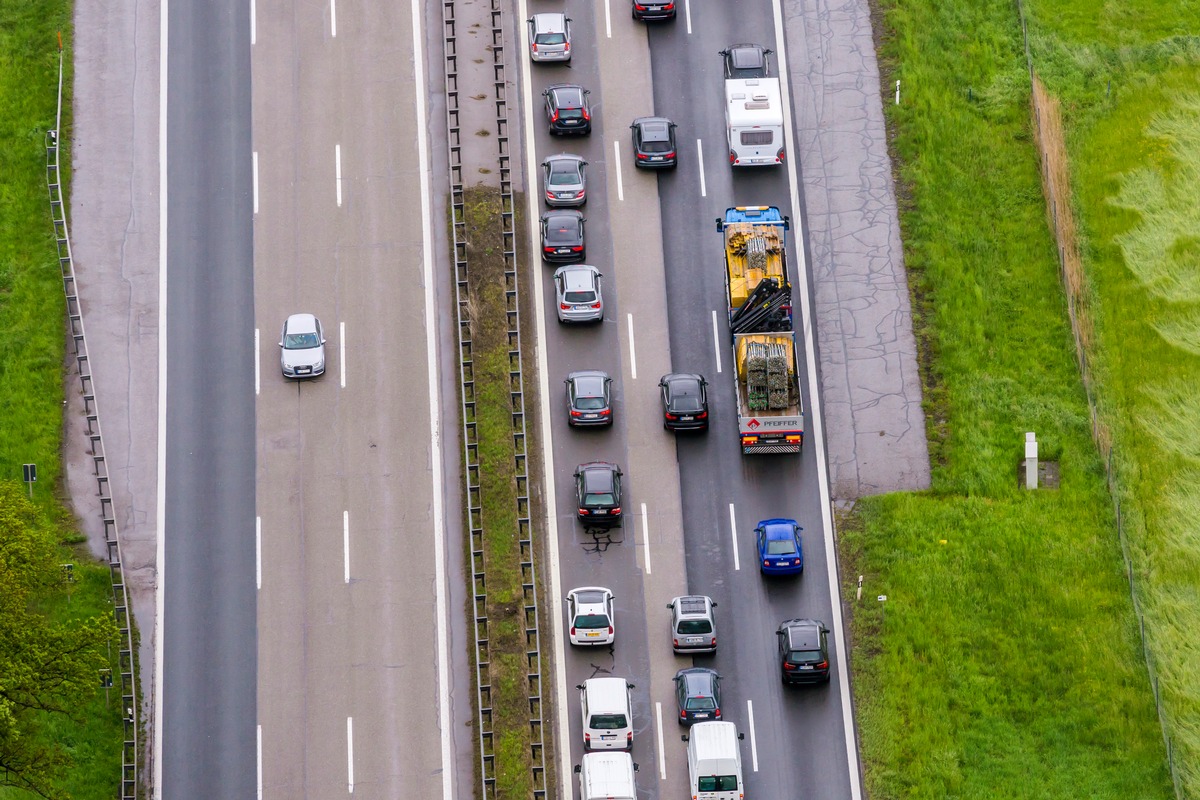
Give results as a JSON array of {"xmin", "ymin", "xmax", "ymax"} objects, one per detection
[{"xmin": 724, "ymin": 77, "xmax": 785, "ymax": 167}]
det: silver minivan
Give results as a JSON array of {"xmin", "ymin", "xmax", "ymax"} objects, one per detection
[{"xmin": 528, "ymin": 13, "xmax": 572, "ymax": 63}]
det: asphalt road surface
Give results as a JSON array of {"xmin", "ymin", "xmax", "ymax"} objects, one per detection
[{"xmin": 520, "ymin": 1, "xmax": 862, "ymax": 798}]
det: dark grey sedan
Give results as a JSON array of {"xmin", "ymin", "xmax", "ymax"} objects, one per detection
[
  {"xmin": 541, "ymin": 210, "xmax": 585, "ymax": 263},
  {"xmin": 565, "ymin": 370, "xmax": 613, "ymax": 427}
]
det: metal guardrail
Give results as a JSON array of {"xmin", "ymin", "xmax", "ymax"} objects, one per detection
[
  {"xmin": 441, "ymin": 0, "xmax": 547, "ymax": 796},
  {"xmin": 44, "ymin": 41, "xmax": 139, "ymax": 800}
]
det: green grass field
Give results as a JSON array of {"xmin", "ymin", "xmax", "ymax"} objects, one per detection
[
  {"xmin": 0, "ymin": 0, "xmax": 128, "ymax": 797},
  {"xmin": 1023, "ymin": 1, "xmax": 1200, "ymax": 794},
  {"xmin": 842, "ymin": 0, "xmax": 1177, "ymax": 795}
]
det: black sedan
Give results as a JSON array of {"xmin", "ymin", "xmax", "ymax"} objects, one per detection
[
  {"xmin": 674, "ymin": 668, "xmax": 722, "ymax": 725},
  {"xmin": 565, "ymin": 370, "xmax": 612, "ymax": 427},
  {"xmin": 574, "ymin": 461, "xmax": 623, "ymax": 526},
  {"xmin": 630, "ymin": 117, "xmax": 678, "ymax": 169},
  {"xmin": 659, "ymin": 373, "xmax": 709, "ymax": 431},
  {"xmin": 543, "ymin": 84, "xmax": 592, "ymax": 135},
  {"xmin": 541, "ymin": 210, "xmax": 585, "ymax": 263},
  {"xmin": 719, "ymin": 43, "xmax": 772, "ymax": 79}
]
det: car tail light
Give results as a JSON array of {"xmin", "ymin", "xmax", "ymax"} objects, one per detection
[
  {"xmin": 570, "ymin": 410, "xmax": 582, "ymax": 417},
  {"xmin": 729, "ymin": 150, "xmax": 738, "ymax": 165},
  {"xmin": 582, "ymin": 108, "xmax": 591, "ymax": 121},
  {"xmin": 664, "ymin": 151, "xmax": 676, "ymax": 159},
  {"xmin": 570, "ymin": 626, "xmax": 576, "ymax": 635},
  {"xmin": 763, "ymin": 560, "xmax": 771, "ymax": 568},
  {"xmin": 575, "ymin": 190, "xmax": 586, "ymax": 198},
  {"xmin": 715, "ymin": 708, "xmax": 721, "ymax": 718},
  {"xmin": 561, "ymin": 303, "xmax": 571, "ymax": 310},
  {"xmin": 637, "ymin": 152, "xmax": 649, "ymax": 160},
  {"xmin": 743, "ymin": 435, "xmax": 759, "ymax": 445},
  {"xmin": 584, "ymin": 732, "xmax": 591, "ymax": 744},
  {"xmin": 590, "ymin": 302, "xmax": 601, "ymax": 309},
  {"xmin": 634, "ymin": 2, "xmax": 647, "ymax": 8},
  {"xmin": 710, "ymin": 636, "xmax": 716, "ymax": 647},
  {"xmin": 579, "ymin": 508, "xmax": 589, "ymax": 515},
  {"xmin": 680, "ymin": 708, "xmax": 687, "ymax": 719},
  {"xmin": 794, "ymin": 558, "xmax": 802, "ymax": 565},
  {"xmin": 564, "ymin": 42, "xmax": 570, "ymax": 52},
  {"xmin": 599, "ymin": 409, "xmax": 611, "ymax": 416},
  {"xmin": 571, "ymin": 246, "xmax": 584, "ymax": 252},
  {"xmin": 608, "ymin": 625, "xmax": 614, "ymax": 634},
  {"xmin": 532, "ymin": 43, "xmax": 538, "ymax": 53},
  {"xmin": 626, "ymin": 732, "xmax": 632, "ymax": 744},
  {"xmin": 665, "ymin": 413, "xmax": 678, "ymax": 420},
  {"xmin": 551, "ymin": 110, "xmax": 560, "ymax": 122},
  {"xmin": 673, "ymin": 637, "xmax": 679, "ymax": 647},
  {"xmin": 786, "ymin": 434, "xmax": 803, "ymax": 444},
  {"xmin": 784, "ymin": 662, "xmax": 796, "ymax": 671},
  {"xmin": 544, "ymin": 245, "xmax": 556, "ymax": 253},
  {"xmin": 776, "ymin": 147, "xmax": 786, "ymax": 162},
  {"xmin": 546, "ymin": 190, "xmax": 555, "ymax": 201},
  {"xmin": 665, "ymin": 2, "xmax": 675, "ymax": 7},
  {"xmin": 816, "ymin": 660, "xmax": 828, "ymax": 669},
  {"xmin": 611, "ymin": 507, "xmax": 621, "ymax": 515},
  {"xmin": 696, "ymin": 411, "xmax": 708, "ymax": 419}
]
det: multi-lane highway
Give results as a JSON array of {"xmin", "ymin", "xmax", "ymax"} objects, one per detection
[{"xmin": 520, "ymin": 1, "xmax": 862, "ymax": 798}]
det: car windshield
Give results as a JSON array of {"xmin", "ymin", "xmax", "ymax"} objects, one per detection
[
  {"xmin": 698, "ymin": 776, "xmax": 738, "ymax": 791},
  {"xmin": 590, "ymin": 714, "xmax": 626, "ymax": 730},
  {"xmin": 684, "ymin": 696, "xmax": 716, "ymax": 711},
  {"xmin": 584, "ymin": 492, "xmax": 615, "ymax": 506},
  {"xmin": 676, "ymin": 620, "xmax": 712, "ymax": 635},
  {"xmin": 549, "ymin": 170, "xmax": 579, "ymax": 186},
  {"xmin": 788, "ymin": 649, "xmax": 822, "ymax": 662},
  {"xmin": 284, "ymin": 332, "xmax": 320, "ymax": 349},
  {"xmin": 766, "ymin": 539, "xmax": 796, "ymax": 555},
  {"xmin": 536, "ymin": 33, "xmax": 566, "ymax": 45},
  {"xmin": 564, "ymin": 290, "xmax": 596, "ymax": 303},
  {"xmin": 574, "ymin": 614, "xmax": 609, "ymax": 629}
]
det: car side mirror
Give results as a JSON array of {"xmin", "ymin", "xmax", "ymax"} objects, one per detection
[
  {"xmin": 681, "ymin": 734, "xmax": 689, "ymax": 742},
  {"xmin": 765, "ymin": 48, "xmax": 774, "ymax": 55},
  {"xmin": 666, "ymin": 603, "xmax": 674, "ymax": 609},
  {"xmin": 783, "ymin": 214, "xmax": 792, "ymax": 230},
  {"xmin": 278, "ymin": 341, "xmax": 284, "ymax": 347},
  {"xmin": 711, "ymin": 602, "xmax": 717, "ymax": 608},
  {"xmin": 583, "ymin": 89, "xmax": 591, "ymax": 95},
  {"xmin": 573, "ymin": 765, "xmax": 581, "ymax": 775},
  {"xmin": 575, "ymin": 684, "xmax": 584, "ymax": 690},
  {"xmin": 715, "ymin": 218, "xmax": 722, "ymax": 231},
  {"xmin": 776, "ymin": 630, "xmax": 785, "ymax": 637},
  {"xmin": 627, "ymin": 683, "xmax": 635, "ymax": 690},
  {"xmin": 822, "ymin": 626, "xmax": 830, "ymax": 633},
  {"xmin": 718, "ymin": 49, "xmax": 728, "ymax": 56},
  {"xmin": 633, "ymin": 763, "xmax": 640, "ymax": 772},
  {"xmin": 738, "ymin": 733, "xmax": 745, "ymax": 740}
]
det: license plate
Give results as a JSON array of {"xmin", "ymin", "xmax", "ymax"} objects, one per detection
[
  {"xmin": 680, "ymin": 415, "xmax": 693, "ymax": 420},
  {"xmin": 694, "ymin": 713, "xmax": 709, "ymax": 719},
  {"xmin": 558, "ymin": 247, "xmax": 570, "ymax": 253},
  {"xmin": 593, "ymin": 509, "xmax": 607, "ymax": 515},
  {"xmin": 585, "ymin": 631, "xmax": 599, "ymax": 638},
  {"xmin": 686, "ymin": 637, "xmax": 702, "ymax": 644},
  {"xmin": 799, "ymin": 665, "xmax": 813, "ymax": 670},
  {"xmin": 776, "ymin": 560, "xmax": 788, "ymax": 566},
  {"xmin": 584, "ymin": 414, "xmax": 597, "ymax": 419},
  {"xmin": 601, "ymin": 734, "xmax": 616, "ymax": 740},
  {"xmin": 297, "ymin": 367, "xmax": 311, "ymax": 374},
  {"xmin": 651, "ymin": 156, "xmax": 662, "ymax": 161}
]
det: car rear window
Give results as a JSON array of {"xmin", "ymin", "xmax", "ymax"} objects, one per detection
[
  {"xmin": 676, "ymin": 620, "xmax": 712, "ymax": 635},
  {"xmin": 536, "ymin": 32, "xmax": 566, "ymax": 44},
  {"xmin": 766, "ymin": 540, "xmax": 796, "ymax": 555},
  {"xmin": 557, "ymin": 107, "xmax": 584, "ymax": 119},
  {"xmin": 641, "ymin": 138, "xmax": 673, "ymax": 153},
  {"xmin": 585, "ymin": 492, "xmax": 615, "ymax": 505},
  {"xmin": 685, "ymin": 696, "xmax": 716, "ymax": 711},
  {"xmin": 787, "ymin": 649, "xmax": 822, "ymax": 662},
  {"xmin": 670, "ymin": 396, "xmax": 703, "ymax": 412},
  {"xmin": 564, "ymin": 290, "xmax": 596, "ymax": 303},
  {"xmin": 698, "ymin": 776, "xmax": 739, "ymax": 791},
  {"xmin": 574, "ymin": 614, "xmax": 609, "ymax": 629},
  {"xmin": 576, "ymin": 396, "xmax": 606, "ymax": 410},
  {"xmin": 549, "ymin": 171, "xmax": 578, "ymax": 185},
  {"xmin": 740, "ymin": 130, "xmax": 774, "ymax": 146},
  {"xmin": 590, "ymin": 714, "xmax": 627, "ymax": 730}
]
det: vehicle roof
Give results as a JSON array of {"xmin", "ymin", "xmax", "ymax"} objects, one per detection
[
  {"xmin": 569, "ymin": 586, "xmax": 611, "ymax": 601},
  {"xmin": 727, "ymin": 43, "xmax": 767, "ymax": 68},
  {"xmin": 546, "ymin": 84, "xmax": 586, "ymax": 104},
  {"xmin": 531, "ymin": 11, "xmax": 567, "ymax": 29},
  {"xmin": 687, "ymin": 721, "xmax": 741, "ymax": 770},
  {"xmin": 633, "ymin": 117, "xmax": 674, "ymax": 142},
  {"xmin": 672, "ymin": 595, "xmax": 713, "ymax": 616},
  {"xmin": 725, "ymin": 78, "xmax": 783, "ymax": 126},
  {"xmin": 664, "ymin": 373, "xmax": 704, "ymax": 393},
  {"xmin": 580, "ymin": 751, "xmax": 635, "ymax": 795},
  {"xmin": 723, "ymin": 205, "xmax": 785, "ymax": 224},
  {"xmin": 583, "ymin": 676, "xmax": 630, "ymax": 709},
  {"xmin": 569, "ymin": 587, "xmax": 612, "ymax": 613},
  {"xmin": 544, "ymin": 209, "xmax": 584, "ymax": 223},
  {"xmin": 545, "ymin": 152, "xmax": 586, "ymax": 166},
  {"xmin": 569, "ymin": 371, "xmax": 609, "ymax": 395},
  {"xmin": 759, "ymin": 518, "xmax": 799, "ymax": 534},
  {"xmin": 677, "ymin": 667, "xmax": 719, "ymax": 691},
  {"xmin": 780, "ymin": 618, "xmax": 824, "ymax": 649},
  {"xmin": 557, "ymin": 264, "xmax": 599, "ymax": 290},
  {"xmin": 285, "ymin": 313, "xmax": 319, "ymax": 332},
  {"xmin": 579, "ymin": 462, "xmax": 618, "ymax": 491}
]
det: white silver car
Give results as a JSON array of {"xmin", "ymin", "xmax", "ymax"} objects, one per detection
[
  {"xmin": 279, "ymin": 313, "xmax": 326, "ymax": 378},
  {"xmin": 554, "ymin": 265, "xmax": 603, "ymax": 324},
  {"xmin": 567, "ymin": 587, "xmax": 615, "ymax": 645},
  {"xmin": 528, "ymin": 13, "xmax": 572, "ymax": 63}
]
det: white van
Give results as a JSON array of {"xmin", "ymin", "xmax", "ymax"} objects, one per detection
[
  {"xmin": 683, "ymin": 721, "xmax": 744, "ymax": 800},
  {"xmin": 725, "ymin": 77, "xmax": 785, "ymax": 166},
  {"xmin": 574, "ymin": 751, "xmax": 638, "ymax": 800},
  {"xmin": 577, "ymin": 677, "xmax": 634, "ymax": 751}
]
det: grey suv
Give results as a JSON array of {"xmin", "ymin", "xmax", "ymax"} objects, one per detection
[
  {"xmin": 528, "ymin": 13, "xmax": 572, "ymax": 62},
  {"xmin": 554, "ymin": 265, "xmax": 604, "ymax": 323},
  {"xmin": 667, "ymin": 595, "xmax": 717, "ymax": 654}
]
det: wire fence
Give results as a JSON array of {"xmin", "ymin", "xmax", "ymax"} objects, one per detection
[
  {"xmin": 45, "ymin": 37, "xmax": 140, "ymax": 799},
  {"xmin": 1014, "ymin": 3, "xmax": 1182, "ymax": 796}
]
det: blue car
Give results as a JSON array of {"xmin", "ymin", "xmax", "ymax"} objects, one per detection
[{"xmin": 755, "ymin": 518, "xmax": 803, "ymax": 575}]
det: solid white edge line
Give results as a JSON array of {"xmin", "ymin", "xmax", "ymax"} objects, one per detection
[
  {"xmin": 613, "ymin": 140, "xmax": 624, "ymax": 201},
  {"xmin": 696, "ymin": 138, "xmax": 706, "ymax": 197},
  {"xmin": 254, "ymin": 327, "xmax": 261, "ymax": 395},
  {"xmin": 641, "ymin": 502, "xmax": 651, "ymax": 576},
  {"xmin": 747, "ymin": 699, "xmax": 759, "ymax": 772},
  {"xmin": 331, "ymin": 0, "xmax": 337, "ymax": 37},
  {"xmin": 516, "ymin": 1, "xmax": 571, "ymax": 794},
  {"xmin": 626, "ymin": 313, "xmax": 637, "ymax": 379},
  {"xmin": 729, "ymin": 503, "xmax": 739, "ymax": 571},
  {"xmin": 252, "ymin": 150, "xmax": 259, "ymax": 214},
  {"xmin": 346, "ymin": 716, "xmax": 354, "ymax": 793},
  {"xmin": 711, "ymin": 310, "xmax": 722, "ymax": 374},
  {"xmin": 255, "ymin": 516, "xmax": 262, "ymax": 590},
  {"xmin": 655, "ymin": 702, "xmax": 666, "ymax": 779},
  {"xmin": 152, "ymin": 0, "xmax": 169, "ymax": 789},
  {"xmin": 408, "ymin": 1, "xmax": 454, "ymax": 795},
  {"xmin": 250, "ymin": 0, "xmax": 256, "ymax": 44},
  {"xmin": 343, "ymin": 510, "xmax": 350, "ymax": 583},
  {"xmin": 605, "ymin": 0, "xmax": 612, "ymax": 38},
  {"xmin": 685, "ymin": 0, "xmax": 693, "ymax": 34},
  {"xmin": 335, "ymin": 143, "xmax": 343, "ymax": 207},
  {"xmin": 771, "ymin": 2, "xmax": 863, "ymax": 797},
  {"xmin": 339, "ymin": 321, "xmax": 346, "ymax": 388},
  {"xmin": 257, "ymin": 723, "xmax": 263, "ymax": 798}
]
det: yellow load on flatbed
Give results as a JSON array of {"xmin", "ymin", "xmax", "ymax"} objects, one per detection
[{"xmin": 724, "ymin": 222, "xmax": 786, "ymax": 310}]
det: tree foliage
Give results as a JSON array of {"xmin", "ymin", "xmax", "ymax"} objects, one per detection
[{"xmin": 0, "ymin": 482, "xmax": 117, "ymax": 799}]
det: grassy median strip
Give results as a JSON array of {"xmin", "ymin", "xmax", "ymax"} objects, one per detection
[
  {"xmin": 842, "ymin": 0, "xmax": 1174, "ymax": 796},
  {"xmin": 0, "ymin": 1, "xmax": 128, "ymax": 798},
  {"xmin": 461, "ymin": 185, "xmax": 536, "ymax": 798},
  {"xmin": 1023, "ymin": 1, "xmax": 1200, "ymax": 792}
]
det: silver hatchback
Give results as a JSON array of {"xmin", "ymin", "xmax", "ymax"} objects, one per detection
[
  {"xmin": 528, "ymin": 13, "xmax": 572, "ymax": 63},
  {"xmin": 554, "ymin": 265, "xmax": 603, "ymax": 324}
]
